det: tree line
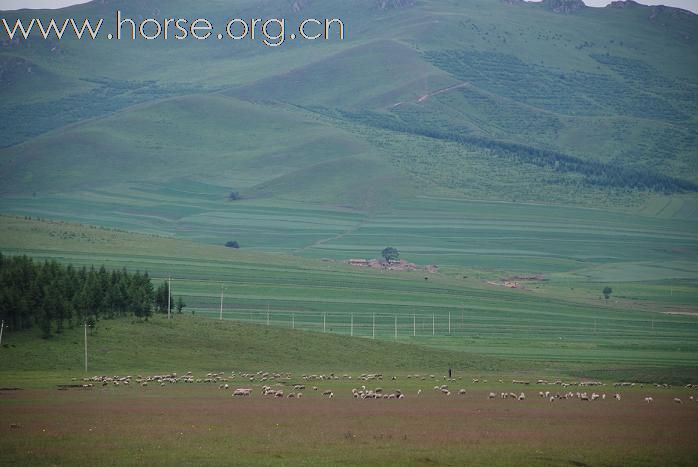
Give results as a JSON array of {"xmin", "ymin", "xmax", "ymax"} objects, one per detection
[
  {"xmin": 341, "ymin": 110, "xmax": 698, "ymax": 194},
  {"xmin": 0, "ymin": 254, "xmax": 181, "ymax": 339}
]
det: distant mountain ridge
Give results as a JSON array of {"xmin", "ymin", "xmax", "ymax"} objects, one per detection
[{"xmin": 0, "ymin": 0, "xmax": 696, "ymax": 210}]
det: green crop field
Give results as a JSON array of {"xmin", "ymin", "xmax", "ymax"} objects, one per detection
[
  {"xmin": 2, "ymin": 215, "xmax": 696, "ymax": 381},
  {"xmin": 1, "ymin": 0, "xmax": 697, "ymax": 464}
]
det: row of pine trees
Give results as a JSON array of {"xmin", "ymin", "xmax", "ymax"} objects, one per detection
[{"xmin": 0, "ymin": 254, "xmax": 181, "ymax": 339}]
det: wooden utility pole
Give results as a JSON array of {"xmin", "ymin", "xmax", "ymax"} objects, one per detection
[
  {"xmin": 219, "ymin": 285, "xmax": 224, "ymax": 321},
  {"xmin": 84, "ymin": 321, "xmax": 88, "ymax": 373},
  {"xmin": 167, "ymin": 277, "xmax": 171, "ymax": 320}
]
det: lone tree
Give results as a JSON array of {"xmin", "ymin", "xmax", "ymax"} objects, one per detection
[
  {"xmin": 603, "ymin": 286, "xmax": 613, "ymax": 300},
  {"xmin": 381, "ymin": 247, "xmax": 400, "ymax": 263},
  {"xmin": 175, "ymin": 296, "xmax": 186, "ymax": 314},
  {"xmin": 155, "ymin": 282, "xmax": 173, "ymax": 314}
]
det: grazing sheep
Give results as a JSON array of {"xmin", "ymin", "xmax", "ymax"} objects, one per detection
[
  {"xmin": 488, "ymin": 392, "xmax": 496, "ymax": 400},
  {"xmin": 459, "ymin": 389, "xmax": 466, "ymax": 395},
  {"xmin": 518, "ymin": 393, "xmax": 526, "ymax": 401},
  {"xmin": 417, "ymin": 389, "xmax": 422, "ymax": 396},
  {"xmin": 441, "ymin": 389, "xmax": 451, "ymax": 396},
  {"xmin": 645, "ymin": 397, "xmax": 654, "ymax": 403},
  {"xmin": 614, "ymin": 393, "xmax": 621, "ymax": 401},
  {"xmin": 232, "ymin": 388, "xmax": 252, "ymax": 397},
  {"xmin": 549, "ymin": 396, "xmax": 555, "ymax": 403},
  {"xmin": 674, "ymin": 398, "xmax": 682, "ymax": 404}
]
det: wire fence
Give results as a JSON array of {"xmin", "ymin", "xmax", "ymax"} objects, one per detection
[{"xmin": 159, "ymin": 279, "xmax": 698, "ymax": 341}]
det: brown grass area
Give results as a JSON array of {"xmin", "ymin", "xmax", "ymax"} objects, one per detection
[{"xmin": 1, "ymin": 386, "xmax": 697, "ymax": 466}]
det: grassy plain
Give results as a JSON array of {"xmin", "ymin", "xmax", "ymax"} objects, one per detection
[{"xmin": 1, "ymin": 215, "xmax": 696, "ymax": 381}]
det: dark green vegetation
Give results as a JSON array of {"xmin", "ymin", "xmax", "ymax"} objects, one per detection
[{"xmin": 0, "ymin": 254, "xmax": 162, "ymax": 338}]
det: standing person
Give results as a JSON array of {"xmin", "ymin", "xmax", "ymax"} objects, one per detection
[{"xmin": 448, "ymin": 368, "xmax": 452, "ymax": 379}]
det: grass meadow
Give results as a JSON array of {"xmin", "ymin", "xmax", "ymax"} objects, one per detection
[{"xmin": 2, "ymin": 215, "xmax": 696, "ymax": 380}]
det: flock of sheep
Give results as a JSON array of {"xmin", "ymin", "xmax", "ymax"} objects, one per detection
[{"xmin": 75, "ymin": 372, "xmax": 697, "ymax": 405}]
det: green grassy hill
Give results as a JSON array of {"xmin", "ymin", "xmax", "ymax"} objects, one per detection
[
  {"xmin": 2, "ymin": 215, "xmax": 696, "ymax": 382},
  {"xmin": 1, "ymin": 0, "xmax": 696, "ymax": 203},
  {"xmin": 0, "ymin": 314, "xmax": 506, "ymax": 377}
]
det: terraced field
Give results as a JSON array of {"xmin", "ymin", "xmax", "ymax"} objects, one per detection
[{"xmin": 2, "ymin": 215, "xmax": 697, "ymax": 376}]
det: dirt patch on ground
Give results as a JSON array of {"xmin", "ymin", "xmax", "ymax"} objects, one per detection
[
  {"xmin": 663, "ymin": 306, "xmax": 698, "ymax": 317},
  {"xmin": 1, "ymin": 386, "xmax": 697, "ymax": 465}
]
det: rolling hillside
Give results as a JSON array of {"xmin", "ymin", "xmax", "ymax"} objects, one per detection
[
  {"xmin": 2, "ymin": 215, "xmax": 697, "ymax": 377},
  {"xmin": 1, "ymin": 0, "xmax": 696, "ymax": 199},
  {"xmin": 0, "ymin": 2, "xmax": 696, "ymax": 282}
]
